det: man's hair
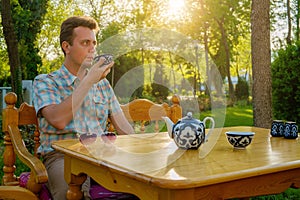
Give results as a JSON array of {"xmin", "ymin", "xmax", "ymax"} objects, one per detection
[{"xmin": 60, "ymin": 16, "xmax": 99, "ymax": 55}]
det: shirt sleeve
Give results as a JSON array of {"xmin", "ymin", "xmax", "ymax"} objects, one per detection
[{"xmin": 33, "ymin": 74, "xmax": 61, "ymax": 116}]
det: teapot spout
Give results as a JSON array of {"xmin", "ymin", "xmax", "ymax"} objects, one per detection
[{"xmin": 162, "ymin": 116, "xmax": 174, "ymax": 138}]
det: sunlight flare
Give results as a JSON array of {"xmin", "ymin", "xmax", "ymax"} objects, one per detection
[{"xmin": 165, "ymin": 0, "xmax": 186, "ymax": 21}]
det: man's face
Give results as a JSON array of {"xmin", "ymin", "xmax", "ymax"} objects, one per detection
[{"xmin": 67, "ymin": 26, "xmax": 97, "ymax": 69}]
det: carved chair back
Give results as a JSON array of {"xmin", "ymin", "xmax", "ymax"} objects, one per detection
[
  {"xmin": 1, "ymin": 92, "xmax": 48, "ymax": 199},
  {"xmin": 107, "ymin": 95, "xmax": 182, "ymax": 133}
]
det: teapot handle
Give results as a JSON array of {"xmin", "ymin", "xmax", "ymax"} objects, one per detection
[{"xmin": 203, "ymin": 117, "xmax": 215, "ymax": 141}]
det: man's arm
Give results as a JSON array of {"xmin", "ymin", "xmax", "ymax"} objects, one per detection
[
  {"xmin": 110, "ymin": 112, "xmax": 135, "ymax": 135},
  {"xmin": 41, "ymin": 59, "xmax": 113, "ymax": 130}
]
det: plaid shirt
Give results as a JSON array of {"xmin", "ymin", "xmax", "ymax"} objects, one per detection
[{"xmin": 33, "ymin": 65, "xmax": 121, "ymax": 155}]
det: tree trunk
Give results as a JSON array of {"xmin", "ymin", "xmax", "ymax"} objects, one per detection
[
  {"xmin": 251, "ymin": 0, "xmax": 272, "ymax": 128},
  {"xmin": 218, "ymin": 19, "xmax": 234, "ymax": 103},
  {"xmin": 296, "ymin": 0, "xmax": 300, "ymax": 41},
  {"xmin": 1, "ymin": 0, "xmax": 23, "ymax": 105},
  {"xmin": 286, "ymin": 0, "xmax": 292, "ymax": 45}
]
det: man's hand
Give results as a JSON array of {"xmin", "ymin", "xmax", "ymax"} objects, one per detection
[{"xmin": 85, "ymin": 56, "xmax": 114, "ymax": 83}]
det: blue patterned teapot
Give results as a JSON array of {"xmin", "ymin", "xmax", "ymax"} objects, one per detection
[{"xmin": 162, "ymin": 112, "xmax": 215, "ymax": 149}]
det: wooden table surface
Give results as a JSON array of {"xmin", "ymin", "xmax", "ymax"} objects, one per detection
[{"xmin": 52, "ymin": 126, "xmax": 300, "ymax": 199}]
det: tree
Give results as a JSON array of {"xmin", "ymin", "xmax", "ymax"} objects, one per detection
[
  {"xmin": 272, "ymin": 42, "xmax": 300, "ymax": 123},
  {"xmin": 251, "ymin": 0, "xmax": 272, "ymax": 128},
  {"xmin": 15, "ymin": 0, "xmax": 48, "ymax": 80},
  {"xmin": 181, "ymin": 0, "xmax": 251, "ymax": 102},
  {"xmin": 296, "ymin": 0, "xmax": 300, "ymax": 40},
  {"xmin": 1, "ymin": 0, "xmax": 23, "ymax": 104},
  {"xmin": 286, "ymin": 0, "xmax": 292, "ymax": 45},
  {"xmin": 37, "ymin": 0, "xmax": 83, "ymax": 73},
  {"xmin": 1, "ymin": 0, "xmax": 48, "ymax": 105},
  {"xmin": 151, "ymin": 53, "xmax": 170, "ymax": 101}
]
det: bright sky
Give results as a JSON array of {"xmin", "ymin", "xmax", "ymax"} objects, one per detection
[
  {"xmin": 163, "ymin": 0, "xmax": 186, "ymax": 21},
  {"xmin": 168, "ymin": 0, "xmax": 185, "ymax": 14}
]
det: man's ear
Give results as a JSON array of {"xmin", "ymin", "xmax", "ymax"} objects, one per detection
[{"xmin": 62, "ymin": 41, "xmax": 70, "ymax": 54}]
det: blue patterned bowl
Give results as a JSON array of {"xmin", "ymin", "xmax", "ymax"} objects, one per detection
[{"xmin": 225, "ymin": 131, "xmax": 255, "ymax": 149}]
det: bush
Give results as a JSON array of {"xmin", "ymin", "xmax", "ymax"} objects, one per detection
[
  {"xmin": 235, "ymin": 77, "xmax": 249, "ymax": 101},
  {"xmin": 272, "ymin": 41, "xmax": 300, "ymax": 122}
]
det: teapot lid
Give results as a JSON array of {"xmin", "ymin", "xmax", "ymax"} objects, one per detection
[
  {"xmin": 181, "ymin": 112, "xmax": 200, "ymax": 123},
  {"xmin": 186, "ymin": 112, "xmax": 193, "ymax": 119}
]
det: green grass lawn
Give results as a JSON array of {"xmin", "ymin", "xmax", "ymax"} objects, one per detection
[
  {"xmin": 195, "ymin": 104, "xmax": 254, "ymax": 127},
  {"xmin": 1, "ymin": 104, "xmax": 300, "ymax": 199}
]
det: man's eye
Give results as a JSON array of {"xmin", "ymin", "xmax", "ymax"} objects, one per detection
[{"xmin": 82, "ymin": 41, "xmax": 89, "ymax": 46}]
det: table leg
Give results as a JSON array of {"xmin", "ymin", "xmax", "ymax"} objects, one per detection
[{"xmin": 66, "ymin": 173, "xmax": 87, "ymax": 200}]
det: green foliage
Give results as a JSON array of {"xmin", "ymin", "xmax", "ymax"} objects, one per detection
[
  {"xmin": 184, "ymin": 0, "xmax": 251, "ymax": 80},
  {"xmin": 151, "ymin": 82, "xmax": 170, "ymax": 101},
  {"xmin": 0, "ymin": 123, "xmax": 34, "ymax": 183},
  {"xmin": 100, "ymin": 21, "xmax": 126, "ymax": 42},
  {"xmin": 108, "ymin": 53, "xmax": 143, "ymax": 96},
  {"xmin": 11, "ymin": 0, "xmax": 48, "ymax": 80},
  {"xmin": 250, "ymin": 188, "xmax": 300, "ymax": 199},
  {"xmin": 19, "ymin": 125, "xmax": 36, "ymax": 154},
  {"xmin": 272, "ymin": 41, "xmax": 300, "ymax": 122},
  {"xmin": 235, "ymin": 77, "xmax": 249, "ymax": 100},
  {"xmin": 38, "ymin": 56, "xmax": 64, "ymax": 74},
  {"xmin": 0, "ymin": 0, "xmax": 253, "ymax": 97},
  {"xmin": 0, "ymin": 28, "xmax": 10, "ymax": 86},
  {"xmin": 37, "ymin": 0, "xmax": 83, "ymax": 66},
  {"xmin": 151, "ymin": 64, "xmax": 170, "ymax": 101}
]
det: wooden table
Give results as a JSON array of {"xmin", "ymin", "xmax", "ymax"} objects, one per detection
[{"xmin": 52, "ymin": 126, "xmax": 300, "ymax": 200}]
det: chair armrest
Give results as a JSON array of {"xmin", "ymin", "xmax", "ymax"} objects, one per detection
[
  {"xmin": 0, "ymin": 186, "xmax": 39, "ymax": 200},
  {"xmin": 8, "ymin": 124, "xmax": 48, "ymax": 184}
]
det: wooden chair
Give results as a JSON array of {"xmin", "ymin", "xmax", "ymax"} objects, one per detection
[
  {"xmin": 1, "ymin": 92, "xmax": 48, "ymax": 200},
  {"xmin": 107, "ymin": 95, "xmax": 182, "ymax": 133}
]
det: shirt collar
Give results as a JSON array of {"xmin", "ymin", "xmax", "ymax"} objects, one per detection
[{"xmin": 61, "ymin": 64, "xmax": 78, "ymax": 86}]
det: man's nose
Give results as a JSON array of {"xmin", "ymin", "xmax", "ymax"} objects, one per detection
[{"xmin": 90, "ymin": 46, "xmax": 96, "ymax": 53}]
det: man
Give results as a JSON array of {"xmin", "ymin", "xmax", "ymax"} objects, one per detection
[{"xmin": 33, "ymin": 16, "xmax": 134, "ymax": 199}]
